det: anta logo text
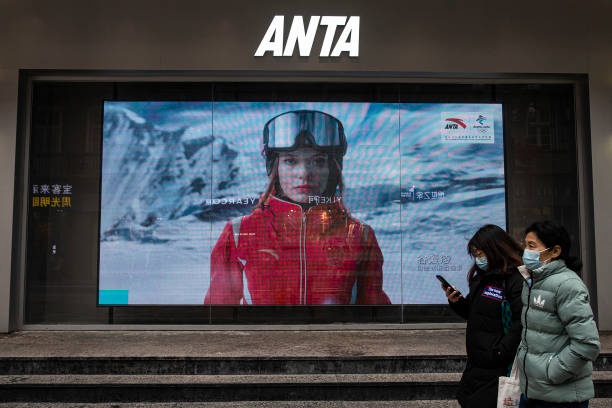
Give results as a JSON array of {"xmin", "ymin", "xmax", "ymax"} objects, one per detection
[
  {"xmin": 254, "ymin": 16, "xmax": 360, "ymax": 57},
  {"xmin": 444, "ymin": 118, "xmax": 467, "ymax": 130}
]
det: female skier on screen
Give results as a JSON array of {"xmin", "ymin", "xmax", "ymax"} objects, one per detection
[{"xmin": 204, "ymin": 110, "xmax": 391, "ymax": 305}]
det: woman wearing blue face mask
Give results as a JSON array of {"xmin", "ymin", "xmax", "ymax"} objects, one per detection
[
  {"xmin": 517, "ymin": 220, "xmax": 600, "ymax": 408},
  {"xmin": 443, "ymin": 224, "xmax": 524, "ymax": 408}
]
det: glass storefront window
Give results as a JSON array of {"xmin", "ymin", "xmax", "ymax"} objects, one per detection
[{"xmin": 22, "ymin": 80, "xmax": 583, "ymax": 325}]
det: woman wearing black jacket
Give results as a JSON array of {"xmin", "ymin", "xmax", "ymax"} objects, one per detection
[{"xmin": 443, "ymin": 224, "xmax": 524, "ymax": 408}]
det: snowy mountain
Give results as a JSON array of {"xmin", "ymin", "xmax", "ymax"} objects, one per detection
[{"xmin": 101, "ymin": 105, "xmax": 240, "ymax": 242}]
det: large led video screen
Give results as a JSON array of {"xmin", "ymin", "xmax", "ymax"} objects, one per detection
[{"xmin": 99, "ymin": 101, "xmax": 505, "ymax": 305}]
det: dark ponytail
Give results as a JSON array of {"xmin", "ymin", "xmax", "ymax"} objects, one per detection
[{"xmin": 524, "ymin": 220, "xmax": 582, "ymax": 272}]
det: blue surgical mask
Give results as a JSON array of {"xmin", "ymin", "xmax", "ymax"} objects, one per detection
[
  {"xmin": 475, "ymin": 256, "xmax": 488, "ymax": 271},
  {"xmin": 522, "ymin": 248, "xmax": 550, "ymax": 271}
]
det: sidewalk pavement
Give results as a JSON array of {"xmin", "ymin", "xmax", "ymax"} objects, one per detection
[{"xmin": 0, "ymin": 330, "xmax": 610, "ymax": 358}]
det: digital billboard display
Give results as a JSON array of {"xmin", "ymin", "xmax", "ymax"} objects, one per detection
[{"xmin": 99, "ymin": 101, "xmax": 505, "ymax": 305}]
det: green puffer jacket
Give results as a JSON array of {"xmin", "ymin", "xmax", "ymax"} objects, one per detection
[{"xmin": 517, "ymin": 259, "xmax": 600, "ymax": 403}]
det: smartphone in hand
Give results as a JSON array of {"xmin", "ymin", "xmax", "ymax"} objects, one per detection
[{"xmin": 436, "ymin": 274, "xmax": 461, "ymax": 296}]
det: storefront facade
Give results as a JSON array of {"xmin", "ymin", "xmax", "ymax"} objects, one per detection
[{"xmin": 1, "ymin": 0, "xmax": 611, "ymax": 331}]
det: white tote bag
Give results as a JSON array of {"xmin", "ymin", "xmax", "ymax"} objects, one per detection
[{"xmin": 497, "ymin": 356, "xmax": 521, "ymax": 408}]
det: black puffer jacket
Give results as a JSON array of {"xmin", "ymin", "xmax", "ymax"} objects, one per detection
[{"xmin": 449, "ymin": 267, "xmax": 523, "ymax": 408}]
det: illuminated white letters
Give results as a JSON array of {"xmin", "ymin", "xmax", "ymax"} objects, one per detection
[
  {"xmin": 283, "ymin": 16, "xmax": 320, "ymax": 57},
  {"xmin": 254, "ymin": 15, "xmax": 360, "ymax": 57},
  {"xmin": 319, "ymin": 16, "xmax": 346, "ymax": 57},
  {"xmin": 330, "ymin": 16, "xmax": 359, "ymax": 57},
  {"xmin": 254, "ymin": 15, "xmax": 285, "ymax": 57}
]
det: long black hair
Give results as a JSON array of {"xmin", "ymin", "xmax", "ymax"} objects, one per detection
[
  {"xmin": 524, "ymin": 220, "xmax": 582, "ymax": 272},
  {"xmin": 467, "ymin": 224, "xmax": 523, "ymax": 284}
]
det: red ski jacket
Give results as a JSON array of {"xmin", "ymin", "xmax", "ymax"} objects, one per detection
[{"xmin": 204, "ymin": 196, "xmax": 391, "ymax": 305}]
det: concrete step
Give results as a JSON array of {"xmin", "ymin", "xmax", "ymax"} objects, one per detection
[
  {"xmin": 0, "ymin": 402, "xmax": 461, "ymax": 408},
  {"xmin": 0, "ymin": 403, "xmax": 609, "ymax": 408},
  {"xmin": 0, "ymin": 373, "xmax": 459, "ymax": 402},
  {"xmin": 0, "ymin": 402, "xmax": 459, "ymax": 408},
  {"xmin": 1, "ymin": 354, "xmax": 610, "ymax": 375},
  {"xmin": 0, "ymin": 372, "xmax": 611, "ymax": 402},
  {"xmin": 0, "ymin": 356, "xmax": 466, "ymax": 375},
  {"xmin": 0, "ymin": 373, "xmax": 463, "ymax": 384},
  {"xmin": 0, "ymin": 402, "xmax": 608, "ymax": 408}
]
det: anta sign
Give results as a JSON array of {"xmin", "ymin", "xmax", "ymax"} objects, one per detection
[{"xmin": 254, "ymin": 16, "xmax": 360, "ymax": 57}]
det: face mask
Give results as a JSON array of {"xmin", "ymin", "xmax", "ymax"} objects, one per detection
[
  {"xmin": 522, "ymin": 248, "xmax": 550, "ymax": 271},
  {"xmin": 475, "ymin": 256, "xmax": 488, "ymax": 271}
]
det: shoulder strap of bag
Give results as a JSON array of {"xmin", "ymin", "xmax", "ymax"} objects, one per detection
[
  {"xmin": 501, "ymin": 276, "xmax": 512, "ymax": 333},
  {"xmin": 501, "ymin": 274, "xmax": 516, "ymax": 377}
]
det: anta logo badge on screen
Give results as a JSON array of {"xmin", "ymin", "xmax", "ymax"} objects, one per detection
[
  {"xmin": 440, "ymin": 112, "xmax": 495, "ymax": 144},
  {"xmin": 254, "ymin": 16, "xmax": 360, "ymax": 57},
  {"xmin": 444, "ymin": 118, "xmax": 467, "ymax": 129}
]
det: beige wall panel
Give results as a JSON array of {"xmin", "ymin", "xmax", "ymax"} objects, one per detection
[{"xmin": 587, "ymin": 0, "xmax": 612, "ymax": 331}]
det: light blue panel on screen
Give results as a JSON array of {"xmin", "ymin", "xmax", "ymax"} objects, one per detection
[
  {"xmin": 400, "ymin": 103, "xmax": 506, "ymax": 304},
  {"xmin": 99, "ymin": 290, "xmax": 129, "ymax": 305}
]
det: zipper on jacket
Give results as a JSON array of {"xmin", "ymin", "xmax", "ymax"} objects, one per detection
[
  {"xmin": 301, "ymin": 212, "xmax": 308, "ymax": 304},
  {"xmin": 523, "ymin": 279, "xmax": 532, "ymax": 398},
  {"xmin": 298, "ymin": 210, "xmax": 303, "ymax": 304},
  {"xmin": 298, "ymin": 210, "xmax": 308, "ymax": 305},
  {"xmin": 270, "ymin": 196, "xmax": 312, "ymax": 305}
]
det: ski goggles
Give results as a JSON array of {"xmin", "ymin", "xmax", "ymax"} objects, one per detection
[{"xmin": 263, "ymin": 110, "xmax": 346, "ymax": 154}]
